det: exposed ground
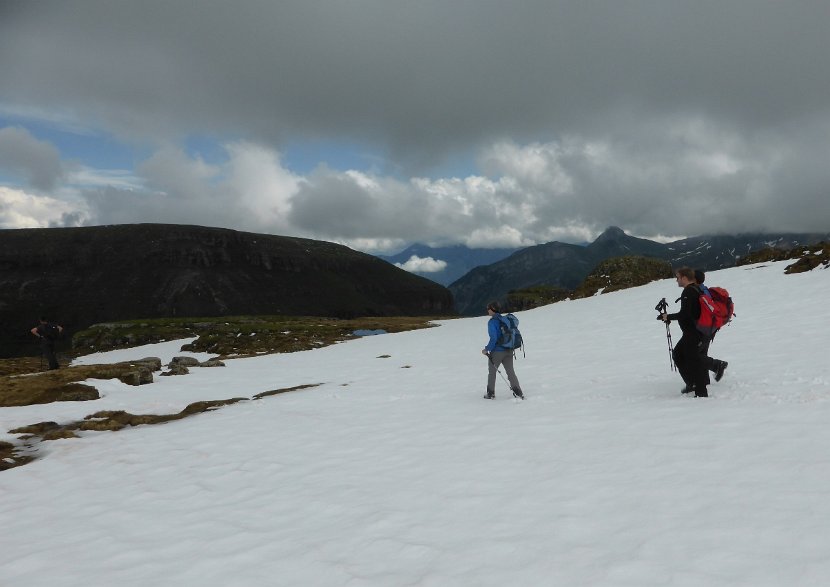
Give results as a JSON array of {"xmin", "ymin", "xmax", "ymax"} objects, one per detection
[
  {"xmin": 737, "ymin": 241, "xmax": 830, "ymax": 271},
  {"xmin": 1, "ymin": 315, "xmax": 443, "ymax": 471}
]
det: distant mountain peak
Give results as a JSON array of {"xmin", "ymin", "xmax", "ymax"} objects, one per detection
[
  {"xmin": 593, "ymin": 226, "xmax": 627, "ymax": 243},
  {"xmin": 448, "ymin": 228, "xmax": 830, "ymax": 315}
]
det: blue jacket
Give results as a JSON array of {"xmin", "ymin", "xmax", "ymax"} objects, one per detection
[{"xmin": 485, "ymin": 314, "xmax": 508, "ymax": 352}]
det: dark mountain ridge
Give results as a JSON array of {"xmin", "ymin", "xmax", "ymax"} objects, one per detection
[
  {"xmin": 0, "ymin": 224, "xmax": 454, "ymax": 358},
  {"xmin": 450, "ymin": 226, "xmax": 830, "ymax": 314}
]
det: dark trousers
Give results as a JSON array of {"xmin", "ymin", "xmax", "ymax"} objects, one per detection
[
  {"xmin": 672, "ymin": 331, "xmax": 708, "ymax": 394},
  {"xmin": 487, "ymin": 351, "xmax": 521, "ymax": 394},
  {"xmin": 699, "ymin": 337, "xmax": 724, "ymax": 384},
  {"xmin": 41, "ymin": 340, "xmax": 59, "ymax": 370}
]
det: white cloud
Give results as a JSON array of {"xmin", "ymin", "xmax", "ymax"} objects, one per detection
[
  {"xmin": 0, "ymin": 103, "xmax": 97, "ymax": 136},
  {"xmin": 70, "ymin": 124, "xmax": 807, "ymax": 251},
  {"xmin": 72, "ymin": 142, "xmax": 303, "ymax": 235},
  {"xmin": 465, "ymin": 225, "xmax": 530, "ymax": 249},
  {"xmin": 0, "ymin": 186, "xmax": 87, "ymax": 228},
  {"xmin": 3, "ymin": 120, "xmax": 829, "ymax": 251},
  {"xmin": 138, "ymin": 145, "xmax": 219, "ymax": 199},
  {"xmin": 68, "ymin": 167, "xmax": 143, "ymax": 191},
  {"xmin": 221, "ymin": 142, "xmax": 302, "ymax": 231},
  {"xmin": 394, "ymin": 255, "xmax": 448, "ymax": 273}
]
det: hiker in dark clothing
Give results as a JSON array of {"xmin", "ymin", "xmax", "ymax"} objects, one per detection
[
  {"xmin": 482, "ymin": 302, "xmax": 524, "ymax": 400},
  {"xmin": 695, "ymin": 270, "xmax": 728, "ymax": 383},
  {"xmin": 31, "ymin": 317, "xmax": 63, "ymax": 370},
  {"xmin": 659, "ymin": 267, "xmax": 708, "ymax": 397}
]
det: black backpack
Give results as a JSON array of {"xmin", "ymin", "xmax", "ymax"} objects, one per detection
[{"xmin": 42, "ymin": 323, "xmax": 60, "ymax": 340}]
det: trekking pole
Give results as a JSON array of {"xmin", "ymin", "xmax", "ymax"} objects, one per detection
[
  {"xmin": 663, "ymin": 321, "xmax": 675, "ymax": 372},
  {"xmin": 655, "ymin": 298, "xmax": 676, "ymax": 372},
  {"xmin": 488, "ymin": 354, "xmax": 512, "ymax": 390}
]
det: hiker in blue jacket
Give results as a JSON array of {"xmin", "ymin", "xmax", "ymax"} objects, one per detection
[{"xmin": 481, "ymin": 302, "xmax": 524, "ymax": 399}]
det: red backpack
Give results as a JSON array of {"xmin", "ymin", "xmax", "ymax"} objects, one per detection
[{"xmin": 697, "ymin": 286, "xmax": 734, "ymax": 337}]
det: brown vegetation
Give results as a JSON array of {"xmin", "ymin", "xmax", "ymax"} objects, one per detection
[
  {"xmin": 73, "ymin": 315, "xmax": 441, "ymax": 358},
  {"xmin": 571, "ymin": 256, "xmax": 674, "ymax": 298},
  {"xmin": 737, "ymin": 242, "xmax": 830, "ymax": 271},
  {"xmin": 0, "ymin": 315, "xmax": 441, "ymax": 471},
  {"xmin": 505, "ymin": 256, "xmax": 673, "ymax": 311},
  {"xmin": 0, "ymin": 361, "xmax": 160, "ymax": 407}
]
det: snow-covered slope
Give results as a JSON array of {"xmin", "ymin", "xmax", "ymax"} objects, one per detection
[{"xmin": 1, "ymin": 261, "xmax": 829, "ymax": 586}]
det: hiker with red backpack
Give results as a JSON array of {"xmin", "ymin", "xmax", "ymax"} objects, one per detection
[
  {"xmin": 695, "ymin": 270, "xmax": 728, "ymax": 383},
  {"xmin": 659, "ymin": 267, "xmax": 709, "ymax": 397}
]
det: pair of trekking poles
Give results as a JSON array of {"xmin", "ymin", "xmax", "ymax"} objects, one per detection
[{"xmin": 655, "ymin": 298, "xmax": 677, "ymax": 372}]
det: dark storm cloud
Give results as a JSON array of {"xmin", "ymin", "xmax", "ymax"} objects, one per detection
[
  {"xmin": 4, "ymin": 1, "xmax": 829, "ymax": 156},
  {"xmin": 1, "ymin": 1, "xmax": 829, "ymax": 242},
  {"xmin": 0, "ymin": 126, "xmax": 65, "ymax": 190}
]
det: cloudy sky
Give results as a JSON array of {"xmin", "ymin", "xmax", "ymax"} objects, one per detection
[{"xmin": 1, "ymin": 1, "xmax": 828, "ymax": 253}]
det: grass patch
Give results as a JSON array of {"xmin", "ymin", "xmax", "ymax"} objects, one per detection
[
  {"xmin": 71, "ymin": 315, "xmax": 443, "ymax": 358},
  {"xmin": 1, "ymin": 314, "xmax": 448, "ymax": 471},
  {"xmin": 4, "ymin": 389, "xmax": 320, "ymax": 471},
  {"xmin": 1, "ymin": 440, "xmax": 36, "ymax": 471},
  {"xmin": 0, "ymin": 361, "xmax": 161, "ymax": 408}
]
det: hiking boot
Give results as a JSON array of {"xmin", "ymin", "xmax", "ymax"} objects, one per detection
[
  {"xmin": 512, "ymin": 389, "xmax": 524, "ymax": 400},
  {"xmin": 483, "ymin": 391, "xmax": 495, "ymax": 400},
  {"xmin": 695, "ymin": 388, "xmax": 709, "ymax": 397},
  {"xmin": 681, "ymin": 384, "xmax": 695, "ymax": 394},
  {"xmin": 714, "ymin": 361, "xmax": 728, "ymax": 382}
]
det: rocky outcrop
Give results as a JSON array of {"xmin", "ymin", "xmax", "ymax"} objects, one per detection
[
  {"xmin": 504, "ymin": 256, "xmax": 673, "ymax": 311},
  {"xmin": 571, "ymin": 256, "xmax": 674, "ymax": 299},
  {"xmin": 0, "ymin": 224, "xmax": 454, "ymax": 357},
  {"xmin": 738, "ymin": 242, "xmax": 830, "ymax": 273},
  {"xmin": 505, "ymin": 285, "xmax": 572, "ymax": 311}
]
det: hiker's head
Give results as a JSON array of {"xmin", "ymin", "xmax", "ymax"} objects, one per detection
[
  {"xmin": 674, "ymin": 266, "xmax": 695, "ymax": 286},
  {"xmin": 38, "ymin": 316, "xmax": 48, "ymax": 324},
  {"xmin": 694, "ymin": 269, "xmax": 705, "ymax": 284},
  {"xmin": 486, "ymin": 302, "xmax": 501, "ymax": 314}
]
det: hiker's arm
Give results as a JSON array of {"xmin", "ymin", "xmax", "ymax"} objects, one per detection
[
  {"xmin": 482, "ymin": 319, "xmax": 498, "ymax": 354},
  {"xmin": 31, "ymin": 327, "xmax": 41, "ymax": 337},
  {"xmin": 664, "ymin": 306, "xmax": 681, "ymax": 322},
  {"xmin": 666, "ymin": 289, "xmax": 694, "ymax": 322}
]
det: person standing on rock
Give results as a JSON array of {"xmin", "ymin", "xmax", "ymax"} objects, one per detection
[{"xmin": 31, "ymin": 317, "xmax": 63, "ymax": 370}]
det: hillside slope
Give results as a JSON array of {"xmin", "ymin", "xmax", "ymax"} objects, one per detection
[
  {"xmin": 1, "ymin": 261, "xmax": 829, "ymax": 585},
  {"xmin": 450, "ymin": 226, "xmax": 829, "ymax": 314},
  {"xmin": 0, "ymin": 224, "xmax": 454, "ymax": 357}
]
